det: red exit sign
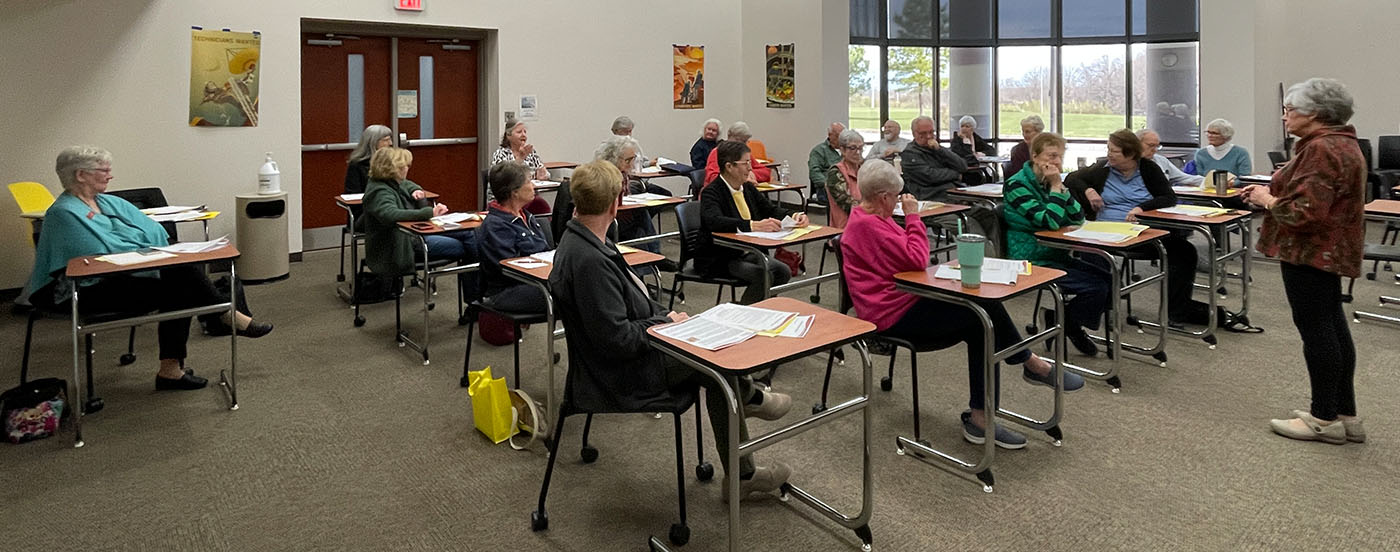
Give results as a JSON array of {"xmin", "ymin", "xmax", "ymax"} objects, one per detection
[{"xmin": 397, "ymin": 0, "xmax": 422, "ymax": 11}]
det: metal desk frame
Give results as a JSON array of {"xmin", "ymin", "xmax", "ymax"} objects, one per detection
[
  {"xmin": 1135, "ymin": 210, "xmax": 1255, "ymax": 347},
  {"xmin": 395, "ymin": 226, "xmax": 477, "ymax": 365}
]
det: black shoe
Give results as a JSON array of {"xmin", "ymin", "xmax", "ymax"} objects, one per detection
[
  {"xmin": 155, "ymin": 372, "xmax": 208, "ymax": 391},
  {"xmin": 867, "ymin": 340, "xmax": 895, "ymax": 356},
  {"xmin": 655, "ymin": 259, "xmax": 680, "ymax": 273},
  {"xmin": 1066, "ymin": 326, "xmax": 1098, "ymax": 357},
  {"xmin": 236, "ymin": 320, "xmax": 274, "ymax": 338}
]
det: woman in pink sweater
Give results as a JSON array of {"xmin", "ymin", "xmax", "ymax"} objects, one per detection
[{"xmin": 840, "ymin": 161, "xmax": 1083, "ymax": 449}]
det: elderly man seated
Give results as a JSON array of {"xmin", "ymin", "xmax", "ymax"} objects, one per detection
[
  {"xmin": 865, "ymin": 119, "xmax": 910, "ymax": 162},
  {"xmin": 1137, "ymin": 129, "xmax": 1204, "ymax": 188},
  {"xmin": 807, "ymin": 122, "xmax": 845, "ymax": 206},
  {"xmin": 549, "ymin": 160, "xmax": 794, "ymax": 502},
  {"xmin": 899, "ymin": 115, "xmax": 1002, "ymax": 255}
]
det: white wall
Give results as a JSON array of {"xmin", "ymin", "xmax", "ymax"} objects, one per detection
[
  {"xmin": 0, "ymin": 0, "xmax": 771, "ymax": 289},
  {"xmin": 1199, "ymin": 0, "xmax": 1400, "ymax": 171}
]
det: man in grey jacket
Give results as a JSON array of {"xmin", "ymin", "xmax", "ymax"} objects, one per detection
[
  {"xmin": 1138, "ymin": 129, "xmax": 1205, "ymax": 187},
  {"xmin": 900, "ymin": 115, "xmax": 1000, "ymax": 254}
]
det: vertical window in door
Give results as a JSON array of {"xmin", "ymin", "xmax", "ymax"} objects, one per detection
[
  {"xmin": 419, "ymin": 56, "xmax": 434, "ymax": 140},
  {"xmin": 347, "ymin": 54, "xmax": 365, "ymax": 142}
]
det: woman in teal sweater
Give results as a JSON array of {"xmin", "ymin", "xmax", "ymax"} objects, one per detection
[
  {"xmin": 1193, "ymin": 118, "xmax": 1252, "ymax": 177},
  {"xmin": 1002, "ymin": 133, "xmax": 1111, "ymax": 356},
  {"xmin": 27, "ymin": 146, "xmax": 272, "ymax": 391}
]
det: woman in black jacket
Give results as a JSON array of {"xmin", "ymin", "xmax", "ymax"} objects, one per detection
[
  {"xmin": 1065, "ymin": 129, "xmax": 1211, "ymax": 326},
  {"xmin": 550, "ymin": 160, "xmax": 793, "ymax": 501},
  {"xmin": 698, "ymin": 141, "xmax": 809, "ymax": 304},
  {"xmin": 949, "ymin": 115, "xmax": 997, "ymax": 185}
]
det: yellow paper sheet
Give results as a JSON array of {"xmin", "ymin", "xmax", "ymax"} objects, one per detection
[
  {"xmin": 1080, "ymin": 221, "xmax": 1147, "ymax": 238},
  {"xmin": 781, "ymin": 225, "xmax": 821, "ymax": 241}
]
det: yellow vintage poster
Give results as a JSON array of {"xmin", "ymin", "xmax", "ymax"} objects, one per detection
[
  {"xmin": 673, "ymin": 45, "xmax": 704, "ymax": 110},
  {"xmin": 189, "ymin": 29, "xmax": 260, "ymax": 127}
]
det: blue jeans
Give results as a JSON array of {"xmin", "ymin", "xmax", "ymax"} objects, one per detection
[
  {"xmin": 617, "ymin": 211, "xmax": 661, "ymax": 254},
  {"xmin": 423, "ymin": 230, "xmax": 479, "ymax": 296},
  {"xmin": 1054, "ymin": 255, "xmax": 1113, "ymax": 331}
]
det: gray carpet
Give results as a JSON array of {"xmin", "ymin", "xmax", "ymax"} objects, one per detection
[{"xmin": 3, "ymin": 215, "xmax": 1399, "ymax": 552}]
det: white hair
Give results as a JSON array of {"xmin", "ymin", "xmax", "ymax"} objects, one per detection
[
  {"xmin": 727, "ymin": 121, "xmax": 752, "ymax": 142},
  {"xmin": 838, "ymin": 129, "xmax": 864, "ymax": 149},
  {"xmin": 1206, "ymin": 118, "xmax": 1236, "ymax": 141},
  {"xmin": 1284, "ymin": 78, "xmax": 1355, "ymax": 125},
  {"xmin": 1135, "ymin": 128, "xmax": 1159, "ymax": 140},
  {"xmin": 56, "ymin": 145, "xmax": 112, "ymax": 191},
  {"xmin": 857, "ymin": 158, "xmax": 901, "ymax": 199},
  {"xmin": 1020, "ymin": 114, "xmax": 1045, "ymax": 132},
  {"xmin": 910, "ymin": 115, "xmax": 934, "ymax": 129},
  {"xmin": 593, "ymin": 134, "xmax": 640, "ymax": 165},
  {"xmin": 611, "ymin": 115, "xmax": 635, "ymax": 133},
  {"xmin": 958, "ymin": 115, "xmax": 977, "ymax": 128},
  {"xmin": 702, "ymin": 118, "xmax": 722, "ymax": 134}
]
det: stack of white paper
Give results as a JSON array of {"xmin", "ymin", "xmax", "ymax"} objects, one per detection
[
  {"xmin": 893, "ymin": 201, "xmax": 941, "ymax": 216},
  {"xmin": 656, "ymin": 156, "xmax": 677, "ymax": 166},
  {"xmin": 528, "ymin": 250, "xmax": 557, "ymax": 263},
  {"xmin": 153, "ymin": 235, "xmax": 229, "ymax": 254},
  {"xmin": 656, "ymin": 303, "xmax": 803, "ymax": 350},
  {"xmin": 97, "ymin": 251, "xmax": 177, "ymax": 266},
  {"xmin": 432, "ymin": 212, "xmax": 478, "ymax": 224},
  {"xmin": 622, "ymin": 192, "xmax": 671, "ymax": 204},
  {"xmin": 639, "ymin": 166, "xmax": 664, "ymax": 175},
  {"xmin": 933, "ymin": 263, "xmax": 1018, "ymax": 285},
  {"xmin": 961, "ymin": 183, "xmax": 1004, "ymax": 194},
  {"xmin": 1158, "ymin": 205, "xmax": 1231, "ymax": 217},
  {"xmin": 149, "ymin": 211, "xmax": 210, "ymax": 222},
  {"xmin": 339, "ymin": 193, "xmax": 364, "ymax": 201}
]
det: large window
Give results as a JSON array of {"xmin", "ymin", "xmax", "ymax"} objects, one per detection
[{"xmin": 849, "ymin": 0, "xmax": 1200, "ymax": 148}]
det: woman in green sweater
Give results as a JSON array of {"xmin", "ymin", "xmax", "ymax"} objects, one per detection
[
  {"xmin": 362, "ymin": 147, "xmax": 477, "ymax": 279},
  {"xmin": 1002, "ymin": 132, "xmax": 1111, "ymax": 356}
]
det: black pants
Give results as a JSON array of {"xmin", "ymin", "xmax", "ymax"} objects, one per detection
[
  {"xmin": 1132, "ymin": 234, "xmax": 1207, "ymax": 323},
  {"xmin": 880, "ymin": 297, "xmax": 1033, "ymax": 411},
  {"xmin": 1279, "ymin": 262, "xmax": 1357, "ymax": 420},
  {"xmin": 485, "ymin": 283, "xmax": 547, "ymax": 314},
  {"xmin": 1055, "ymin": 255, "xmax": 1112, "ymax": 331},
  {"xmin": 728, "ymin": 251, "xmax": 791, "ymax": 305},
  {"xmin": 35, "ymin": 266, "xmax": 225, "ymax": 360}
]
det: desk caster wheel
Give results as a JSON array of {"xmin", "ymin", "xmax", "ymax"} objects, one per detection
[
  {"xmin": 460, "ymin": 375, "xmax": 470, "ymax": 388},
  {"xmin": 1366, "ymin": 272, "xmax": 1377, "ymax": 281},
  {"xmin": 553, "ymin": 353, "xmax": 561, "ymax": 364},
  {"xmin": 1046, "ymin": 426, "xmax": 1063, "ymax": 446},
  {"xmin": 669, "ymin": 523, "xmax": 690, "ymax": 546},
  {"xmin": 976, "ymin": 469, "xmax": 995, "ymax": 493},
  {"xmin": 83, "ymin": 397, "xmax": 104, "ymax": 414},
  {"xmin": 581, "ymin": 445, "xmax": 599, "ymax": 463},
  {"xmin": 809, "ymin": 294, "xmax": 821, "ymax": 303},
  {"xmin": 1153, "ymin": 351, "xmax": 1168, "ymax": 367},
  {"xmin": 778, "ymin": 482, "xmax": 792, "ymax": 502},
  {"xmin": 354, "ymin": 316, "xmax": 365, "ymax": 327},
  {"xmin": 695, "ymin": 462, "xmax": 714, "ymax": 481},
  {"xmin": 1107, "ymin": 376, "xmax": 1123, "ymax": 394},
  {"xmin": 1204, "ymin": 335, "xmax": 1217, "ymax": 349},
  {"xmin": 427, "ymin": 302, "xmax": 435, "ymax": 311},
  {"xmin": 119, "ymin": 353, "xmax": 136, "ymax": 366},
  {"xmin": 855, "ymin": 524, "xmax": 873, "ymax": 552},
  {"xmin": 879, "ymin": 377, "xmax": 892, "ymax": 392},
  {"xmin": 1126, "ymin": 315, "xmax": 1140, "ymax": 327},
  {"xmin": 458, "ymin": 314, "xmax": 470, "ymax": 326},
  {"xmin": 337, "ymin": 274, "xmax": 346, "ymax": 282},
  {"xmin": 812, "ymin": 403, "xmax": 826, "ymax": 415},
  {"xmin": 530, "ymin": 510, "xmax": 548, "ymax": 532},
  {"xmin": 1024, "ymin": 324, "xmax": 1038, "ymax": 335}
]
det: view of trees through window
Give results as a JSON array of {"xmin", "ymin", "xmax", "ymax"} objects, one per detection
[{"xmin": 850, "ymin": 0, "xmax": 1198, "ymax": 146}]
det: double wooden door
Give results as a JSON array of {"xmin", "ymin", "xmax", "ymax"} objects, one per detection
[{"xmin": 301, "ymin": 34, "xmax": 480, "ymax": 231}]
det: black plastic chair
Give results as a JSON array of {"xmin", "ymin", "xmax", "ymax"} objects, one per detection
[
  {"xmin": 530, "ymin": 306, "xmax": 712, "ymax": 548},
  {"xmin": 19, "ymin": 304, "xmax": 147, "ymax": 415},
  {"xmin": 108, "ymin": 187, "xmax": 179, "ymax": 243},
  {"xmin": 668, "ymin": 201, "xmax": 742, "ymax": 310},
  {"xmin": 459, "ymin": 226, "xmax": 556, "ymax": 389}
]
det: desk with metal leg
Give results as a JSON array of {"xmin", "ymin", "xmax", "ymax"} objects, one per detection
[
  {"xmin": 891, "ymin": 265, "xmax": 1068, "ymax": 492},
  {"xmin": 394, "ymin": 217, "xmax": 480, "ymax": 365},
  {"xmin": 1035, "ymin": 227, "xmax": 1171, "ymax": 391},
  {"xmin": 337, "ymin": 192, "xmax": 439, "ymax": 303},
  {"xmin": 646, "ymin": 297, "xmax": 877, "ymax": 552},
  {"xmin": 64, "ymin": 245, "xmax": 242, "ymax": 447},
  {"xmin": 1136, "ymin": 209, "xmax": 1255, "ymax": 347},
  {"xmin": 1354, "ymin": 199, "xmax": 1400, "ymax": 325},
  {"xmin": 499, "ymin": 249, "xmax": 666, "ymax": 435},
  {"xmin": 711, "ymin": 226, "xmax": 844, "ymax": 301}
]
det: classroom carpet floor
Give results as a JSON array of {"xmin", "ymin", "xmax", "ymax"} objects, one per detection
[{"xmin": 3, "ymin": 214, "xmax": 1399, "ymax": 551}]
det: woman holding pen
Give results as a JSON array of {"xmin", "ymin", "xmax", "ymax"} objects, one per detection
[{"xmin": 362, "ymin": 147, "xmax": 478, "ymax": 279}]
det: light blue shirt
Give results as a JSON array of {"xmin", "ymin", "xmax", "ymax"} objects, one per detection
[
  {"xmin": 1099, "ymin": 167, "xmax": 1152, "ymax": 222},
  {"xmin": 1193, "ymin": 145, "xmax": 1252, "ymax": 177}
]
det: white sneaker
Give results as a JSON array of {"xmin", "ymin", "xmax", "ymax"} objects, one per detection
[{"xmin": 1292, "ymin": 410, "xmax": 1365, "ymax": 443}]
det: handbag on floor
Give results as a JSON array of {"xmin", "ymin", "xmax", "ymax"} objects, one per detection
[
  {"xmin": 478, "ymin": 311, "xmax": 520, "ymax": 346},
  {"xmin": 774, "ymin": 247, "xmax": 805, "ymax": 277},
  {"xmin": 508, "ymin": 388, "xmax": 547, "ymax": 451},
  {"xmin": 467, "ymin": 367, "xmax": 516, "ymax": 444},
  {"xmin": 1, "ymin": 378, "xmax": 69, "ymax": 444}
]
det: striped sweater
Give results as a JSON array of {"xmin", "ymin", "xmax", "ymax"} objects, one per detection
[{"xmin": 1002, "ymin": 163, "xmax": 1085, "ymax": 268}]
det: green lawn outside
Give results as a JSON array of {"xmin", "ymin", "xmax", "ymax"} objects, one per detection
[{"xmin": 849, "ymin": 105, "xmax": 1146, "ymax": 141}]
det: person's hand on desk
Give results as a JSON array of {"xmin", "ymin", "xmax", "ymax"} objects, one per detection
[
  {"xmin": 1125, "ymin": 206, "xmax": 1143, "ymax": 222},
  {"xmin": 898, "ymin": 194, "xmax": 919, "ymax": 216},
  {"xmin": 411, "ymin": 190, "xmax": 427, "ymax": 200},
  {"xmin": 750, "ymin": 218, "xmax": 782, "ymax": 232},
  {"xmin": 432, "ymin": 203, "xmax": 450, "ymax": 217},
  {"xmin": 1084, "ymin": 188, "xmax": 1105, "ymax": 211},
  {"xmin": 535, "ymin": 166, "xmax": 549, "ymax": 180},
  {"xmin": 791, "ymin": 213, "xmax": 810, "ymax": 226},
  {"xmin": 667, "ymin": 311, "xmax": 689, "ymax": 322}
]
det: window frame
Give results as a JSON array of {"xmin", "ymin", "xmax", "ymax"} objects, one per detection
[{"xmin": 851, "ymin": 0, "xmax": 1200, "ymax": 148}]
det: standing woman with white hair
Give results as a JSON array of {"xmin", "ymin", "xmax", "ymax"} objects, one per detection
[
  {"xmin": 1241, "ymin": 78, "xmax": 1367, "ymax": 444},
  {"xmin": 1193, "ymin": 118, "xmax": 1252, "ymax": 177}
]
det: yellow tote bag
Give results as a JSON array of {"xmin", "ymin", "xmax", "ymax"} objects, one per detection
[{"xmin": 467, "ymin": 366, "xmax": 517, "ymax": 444}]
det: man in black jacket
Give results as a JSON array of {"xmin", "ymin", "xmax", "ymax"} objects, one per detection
[
  {"xmin": 698, "ymin": 141, "xmax": 809, "ymax": 304},
  {"xmin": 900, "ymin": 115, "xmax": 1001, "ymax": 255},
  {"xmin": 551, "ymin": 160, "xmax": 793, "ymax": 502}
]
